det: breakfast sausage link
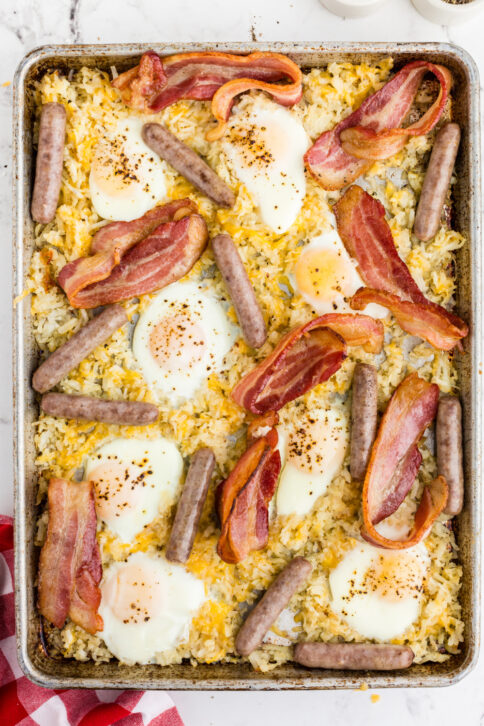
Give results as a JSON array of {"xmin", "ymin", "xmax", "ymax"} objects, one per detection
[
  {"xmin": 31, "ymin": 103, "xmax": 67, "ymax": 224},
  {"xmin": 32, "ymin": 305, "xmax": 128, "ymax": 394},
  {"xmin": 41, "ymin": 393, "xmax": 158, "ymax": 426},
  {"xmin": 436, "ymin": 395, "xmax": 464, "ymax": 516},
  {"xmin": 235, "ymin": 557, "xmax": 312, "ymax": 657},
  {"xmin": 212, "ymin": 233, "xmax": 267, "ymax": 349},
  {"xmin": 413, "ymin": 123, "xmax": 461, "ymax": 242},
  {"xmin": 165, "ymin": 447, "xmax": 216, "ymax": 564},
  {"xmin": 293, "ymin": 643, "xmax": 414, "ymax": 671},
  {"xmin": 142, "ymin": 122, "xmax": 235, "ymax": 208},
  {"xmin": 350, "ymin": 363, "xmax": 378, "ymax": 480}
]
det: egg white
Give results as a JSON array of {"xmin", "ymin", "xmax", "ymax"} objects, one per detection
[
  {"xmin": 275, "ymin": 406, "xmax": 349, "ymax": 517},
  {"xmin": 85, "ymin": 437, "xmax": 183, "ymax": 543},
  {"xmin": 99, "ymin": 552, "xmax": 206, "ymax": 664},
  {"xmin": 329, "ymin": 539, "xmax": 429, "ymax": 641},
  {"xmin": 221, "ymin": 97, "xmax": 310, "ymax": 234},
  {"xmin": 89, "ymin": 116, "xmax": 167, "ymax": 222},
  {"xmin": 132, "ymin": 281, "xmax": 238, "ymax": 407},
  {"xmin": 263, "ymin": 607, "xmax": 298, "ymax": 646}
]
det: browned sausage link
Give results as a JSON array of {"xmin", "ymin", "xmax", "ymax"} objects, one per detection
[
  {"xmin": 41, "ymin": 393, "xmax": 158, "ymax": 425},
  {"xmin": 235, "ymin": 557, "xmax": 312, "ymax": 657},
  {"xmin": 293, "ymin": 643, "xmax": 414, "ymax": 671},
  {"xmin": 413, "ymin": 123, "xmax": 461, "ymax": 242},
  {"xmin": 437, "ymin": 395, "xmax": 464, "ymax": 515},
  {"xmin": 142, "ymin": 123, "xmax": 235, "ymax": 208},
  {"xmin": 165, "ymin": 448, "xmax": 216, "ymax": 564},
  {"xmin": 350, "ymin": 363, "xmax": 378, "ymax": 480},
  {"xmin": 32, "ymin": 305, "xmax": 128, "ymax": 393},
  {"xmin": 211, "ymin": 234, "xmax": 267, "ymax": 349},
  {"xmin": 31, "ymin": 103, "xmax": 67, "ymax": 224}
]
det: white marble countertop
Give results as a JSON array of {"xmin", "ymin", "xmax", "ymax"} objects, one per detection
[{"xmin": 1, "ymin": 0, "xmax": 482, "ymax": 723}]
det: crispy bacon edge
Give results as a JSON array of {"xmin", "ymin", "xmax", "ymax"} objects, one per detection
[
  {"xmin": 360, "ymin": 373, "xmax": 448, "ymax": 550},
  {"xmin": 232, "ymin": 314, "xmax": 383, "ymax": 415},
  {"xmin": 351, "ymin": 288, "xmax": 468, "ymax": 352},
  {"xmin": 305, "ymin": 61, "xmax": 452, "ymax": 191},
  {"xmin": 372, "ymin": 445, "xmax": 423, "ymax": 525},
  {"xmin": 57, "ymin": 199, "xmax": 207, "ymax": 308},
  {"xmin": 112, "ymin": 51, "xmax": 302, "ymax": 140},
  {"xmin": 216, "ymin": 421, "xmax": 281, "ymax": 564},
  {"xmin": 112, "ymin": 51, "xmax": 167, "ymax": 110},
  {"xmin": 362, "ymin": 476, "xmax": 448, "ymax": 549},
  {"xmin": 38, "ymin": 478, "xmax": 103, "ymax": 634},
  {"xmin": 314, "ymin": 313, "xmax": 384, "ymax": 355}
]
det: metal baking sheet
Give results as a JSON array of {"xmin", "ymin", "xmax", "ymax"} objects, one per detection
[{"xmin": 12, "ymin": 41, "xmax": 482, "ymax": 690}]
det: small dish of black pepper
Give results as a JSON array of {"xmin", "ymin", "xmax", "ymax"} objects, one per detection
[{"xmin": 412, "ymin": 0, "xmax": 484, "ymax": 24}]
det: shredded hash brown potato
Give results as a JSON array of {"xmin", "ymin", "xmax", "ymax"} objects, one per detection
[{"xmin": 31, "ymin": 58, "xmax": 464, "ymax": 670}]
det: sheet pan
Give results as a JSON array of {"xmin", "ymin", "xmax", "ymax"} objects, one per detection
[{"xmin": 12, "ymin": 41, "xmax": 482, "ymax": 689}]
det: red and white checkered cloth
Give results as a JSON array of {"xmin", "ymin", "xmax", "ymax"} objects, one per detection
[{"xmin": 0, "ymin": 516, "xmax": 185, "ymax": 726}]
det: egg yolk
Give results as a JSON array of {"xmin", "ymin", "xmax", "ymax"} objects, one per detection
[
  {"xmin": 286, "ymin": 415, "xmax": 347, "ymax": 476},
  {"xmin": 103, "ymin": 563, "xmax": 165, "ymax": 624},
  {"xmin": 91, "ymin": 135, "xmax": 145, "ymax": 199},
  {"xmin": 89, "ymin": 460, "xmax": 146, "ymax": 522},
  {"xmin": 360, "ymin": 552, "xmax": 427, "ymax": 604},
  {"xmin": 148, "ymin": 313, "xmax": 206, "ymax": 374},
  {"xmin": 226, "ymin": 119, "xmax": 283, "ymax": 171},
  {"xmin": 295, "ymin": 248, "xmax": 353, "ymax": 304}
]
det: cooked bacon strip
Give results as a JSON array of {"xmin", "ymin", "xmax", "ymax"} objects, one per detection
[
  {"xmin": 69, "ymin": 215, "xmax": 207, "ymax": 308},
  {"xmin": 333, "ymin": 186, "xmax": 468, "ymax": 350},
  {"xmin": 334, "ymin": 186, "xmax": 427, "ymax": 304},
  {"xmin": 232, "ymin": 313, "xmax": 383, "ymax": 414},
  {"xmin": 351, "ymin": 288, "xmax": 468, "ymax": 352},
  {"xmin": 365, "ymin": 373, "xmax": 439, "ymax": 525},
  {"xmin": 340, "ymin": 65, "xmax": 452, "ymax": 161},
  {"xmin": 305, "ymin": 61, "xmax": 451, "ymax": 190},
  {"xmin": 38, "ymin": 478, "xmax": 103, "ymax": 634},
  {"xmin": 361, "ymin": 373, "xmax": 447, "ymax": 550},
  {"xmin": 217, "ymin": 428, "xmax": 281, "ymax": 563},
  {"xmin": 113, "ymin": 51, "xmax": 302, "ymax": 140},
  {"xmin": 232, "ymin": 326, "xmax": 346, "ymax": 415},
  {"xmin": 58, "ymin": 212, "xmax": 208, "ymax": 309},
  {"xmin": 114, "ymin": 51, "xmax": 281, "ymax": 110},
  {"xmin": 217, "ymin": 437, "xmax": 266, "ymax": 527},
  {"xmin": 58, "ymin": 199, "xmax": 196, "ymax": 307}
]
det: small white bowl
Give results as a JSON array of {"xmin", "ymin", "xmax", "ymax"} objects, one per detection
[
  {"xmin": 319, "ymin": 0, "xmax": 388, "ymax": 18},
  {"xmin": 412, "ymin": 0, "xmax": 484, "ymax": 25}
]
